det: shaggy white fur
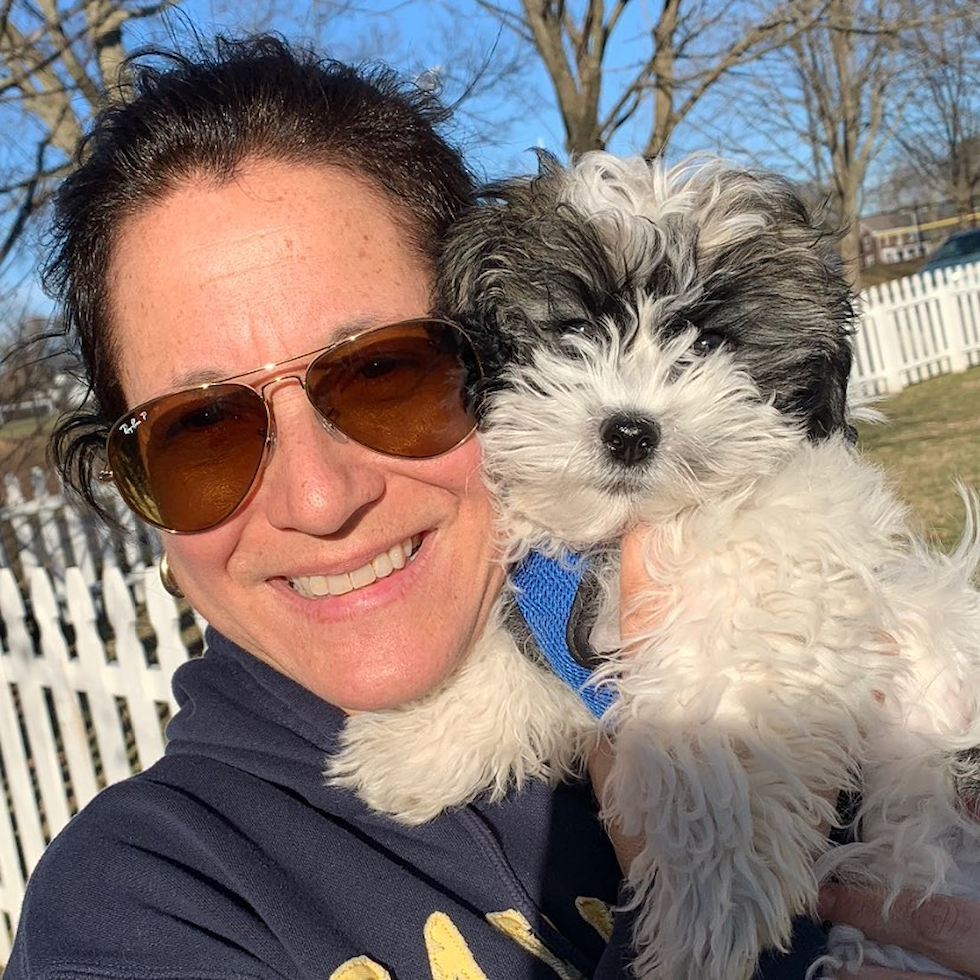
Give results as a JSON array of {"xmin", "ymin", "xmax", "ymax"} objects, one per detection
[
  {"xmin": 328, "ymin": 152, "xmax": 980, "ymax": 979},
  {"xmin": 329, "ymin": 604, "xmax": 596, "ymax": 822}
]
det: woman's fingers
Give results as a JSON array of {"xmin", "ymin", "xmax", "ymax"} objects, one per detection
[
  {"xmin": 619, "ymin": 524, "xmax": 657, "ymax": 641},
  {"xmin": 589, "ymin": 528, "xmax": 659, "ymax": 874},
  {"xmin": 587, "ymin": 735, "xmax": 644, "ymax": 874},
  {"xmin": 818, "ymin": 884, "xmax": 980, "ymax": 978}
]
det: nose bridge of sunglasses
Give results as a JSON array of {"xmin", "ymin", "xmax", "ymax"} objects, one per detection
[{"xmin": 257, "ymin": 373, "xmax": 349, "ymax": 445}]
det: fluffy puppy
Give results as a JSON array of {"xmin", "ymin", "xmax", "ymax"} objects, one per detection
[{"xmin": 328, "ymin": 153, "xmax": 980, "ymax": 979}]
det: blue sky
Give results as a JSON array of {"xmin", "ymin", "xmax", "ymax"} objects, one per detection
[
  {"xmin": 131, "ymin": 0, "xmax": 824, "ymax": 186},
  {"xmin": 135, "ymin": 0, "xmax": 574, "ymax": 179}
]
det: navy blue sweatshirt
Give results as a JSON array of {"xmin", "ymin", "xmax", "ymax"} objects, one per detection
[{"xmin": 6, "ymin": 629, "xmax": 826, "ymax": 978}]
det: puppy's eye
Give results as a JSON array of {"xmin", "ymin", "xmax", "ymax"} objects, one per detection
[{"xmin": 690, "ymin": 331, "xmax": 725, "ymax": 356}]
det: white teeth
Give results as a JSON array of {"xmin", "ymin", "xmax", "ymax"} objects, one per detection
[
  {"xmin": 326, "ymin": 573, "xmax": 352, "ymax": 596},
  {"xmin": 350, "ymin": 564, "xmax": 376, "ymax": 589},
  {"xmin": 288, "ymin": 536, "xmax": 419, "ymax": 598}
]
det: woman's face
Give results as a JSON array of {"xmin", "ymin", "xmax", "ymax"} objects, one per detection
[{"xmin": 109, "ymin": 161, "xmax": 504, "ymax": 712}]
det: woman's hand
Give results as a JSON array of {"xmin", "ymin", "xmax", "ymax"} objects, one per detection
[
  {"xmin": 587, "ymin": 524, "xmax": 655, "ymax": 874},
  {"xmin": 818, "ymin": 884, "xmax": 980, "ymax": 978}
]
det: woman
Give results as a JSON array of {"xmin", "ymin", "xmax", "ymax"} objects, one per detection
[{"xmin": 5, "ymin": 33, "xmax": 976, "ymax": 980}]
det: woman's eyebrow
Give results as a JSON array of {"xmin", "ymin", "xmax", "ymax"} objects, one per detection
[{"xmin": 170, "ymin": 368, "xmax": 232, "ymax": 388}]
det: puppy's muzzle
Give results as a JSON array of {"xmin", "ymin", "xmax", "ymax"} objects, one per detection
[{"xmin": 601, "ymin": 413, "xmax": 661, "ymax": 466}]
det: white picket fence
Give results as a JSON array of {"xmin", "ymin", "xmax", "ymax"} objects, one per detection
[
  {"xmin": 0, "ymin": 260, "xmax": 977, "ymax": 957},
  {"xmin": 0, "ymin": 475, "xmax": 205, "ymax": 957},
  {"xmin": 0, "ymin": 467, "xmax": 158, "ymax": 590},
  {"xmin": 850, "ymin": 260, "xmax": 980, "ymax": 397}
]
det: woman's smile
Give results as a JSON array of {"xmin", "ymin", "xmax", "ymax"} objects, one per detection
[{"xmin": 287, "ymin": 533, "xmax": 422, "ymax": 598}]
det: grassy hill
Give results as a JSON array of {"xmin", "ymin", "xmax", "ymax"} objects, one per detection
[{"xmin": 854, "ymin": 365, "xmax": 980, "ymax": 553}]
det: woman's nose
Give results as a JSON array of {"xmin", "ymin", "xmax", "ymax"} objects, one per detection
[{"xmin": 257, "ymin": 387, "xmax": 386, "ymax": 535}]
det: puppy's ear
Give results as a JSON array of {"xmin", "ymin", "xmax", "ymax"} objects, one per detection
[
  {"xmin": 795, "ymin": 340, "xmax": 853, "ymax": 441},
  {"xmin": 437, "ymin": 199, "xmax": 519, "ymax": 378},
  {"xmin": 438, "ymin": 170, "xmax": 567, "ymax": 374},
  {"xmin": 784, "ymin": 186, "xmax": 857, "ymax": 442},
  {"xmin": 698, "ymin": 168, "xmax": 857, "ymax": 442},
  {"xmin": 792, "ymin": 234, "xmax": 855, "ymax": 442}
]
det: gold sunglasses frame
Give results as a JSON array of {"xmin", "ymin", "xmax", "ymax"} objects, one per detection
[{"xmin": 98, "ymin": 317, "xmax": 481, "ymax": 533}]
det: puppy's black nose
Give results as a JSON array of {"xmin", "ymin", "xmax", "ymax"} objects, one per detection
[{"xmin": 600, "ymin": 413, "xmax": 660, "ymax": 466}]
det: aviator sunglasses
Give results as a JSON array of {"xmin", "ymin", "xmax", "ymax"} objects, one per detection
[{"xmin": 100, "ymin": 318, "xmax": 482, "ymax": 534}]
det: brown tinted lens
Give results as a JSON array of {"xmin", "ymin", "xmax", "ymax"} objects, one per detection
[
  {"xmin": 306, "ymin": 320, "xmax": 480, "ymax": 458},
  {"xmin": 107, "ymin": 384, "xmax": 269, "ymax": 532}
]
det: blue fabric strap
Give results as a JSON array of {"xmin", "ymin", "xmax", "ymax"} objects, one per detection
[{"xmin": 510, "ymin": 552, "xmax": 617, "ymax": 718}]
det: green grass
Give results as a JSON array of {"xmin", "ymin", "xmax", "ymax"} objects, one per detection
[{"xmin": 854, "ymin": 365, "xmax": 980, "ymax": 552}]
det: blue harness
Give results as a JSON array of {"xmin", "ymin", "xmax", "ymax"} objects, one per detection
[{"xmin": 510, "ymin": 551, "xmax": 617, "ymax": 718}]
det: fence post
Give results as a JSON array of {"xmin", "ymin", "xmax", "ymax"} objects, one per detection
[
  {"xmin": 0, "ymin": 569, "xmax": 46, "ymax": 937},
  {"xmin": 858, "ymin": 285, "xmax": 906, "ymax": 393},
  {"xmin": 935, "ymin": 268, "xmax": 970, "ymax": 374},
  {"xmin": 29, "ymin": 567, "xmax": 101, "ymax": 812},
  {"xmin": 101, "ymin": 565, "xmax": 169, "ymax": 770},
  {"xmin": 63, "ymin": 567, "xmax": 134, "ymax": 788}
]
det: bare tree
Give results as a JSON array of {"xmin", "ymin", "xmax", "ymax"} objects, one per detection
[
  {"xmin": 0, "ymin": 1, "xmax": 187, "ymax": 268},
  {"xmin": 725, "ymin": 0, "xmax": 977, "ymax": 288},
  {"xmin": 786, "ymin": 0, "xmax": 906, "ymax": 284},
  {"xmin": 892, "ymin": 7, "xmax": 980, "ymax": 226},
  {"xmin": 474, "ymin": 0, "xmax": 823, "ymax": 157},
  {"xmin": 1, "ymin": 0, "xmax": 481, "ymax": 273},
  {"xmin": 789, "ymin": 0, "xmax": 980, "ymax": 285}
]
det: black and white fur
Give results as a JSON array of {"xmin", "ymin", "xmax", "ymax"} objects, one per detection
[{"xmin": 327, "ymin": 153, "xmax": 980, "ymax": 979}]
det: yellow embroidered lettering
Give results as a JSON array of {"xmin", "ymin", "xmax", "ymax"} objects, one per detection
[
  {"xmin": 329, "ymin": 955, "xmax": 392, "ymax": 979},
  {"xmin": 424, "ymin": 911, "xmax": 489, "ymax": 980},
  {"xmin": 486, "ymin": 909, "xmax": 586, "ymax": 980},
  {"xmin": 575, "ymin": 896, "xmax": 614, "ymax": 941}
]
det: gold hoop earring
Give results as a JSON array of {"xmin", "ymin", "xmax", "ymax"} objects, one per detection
[{"xmin": 159, "ymin": 552, "xmax": 184, "ymax": 598}]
